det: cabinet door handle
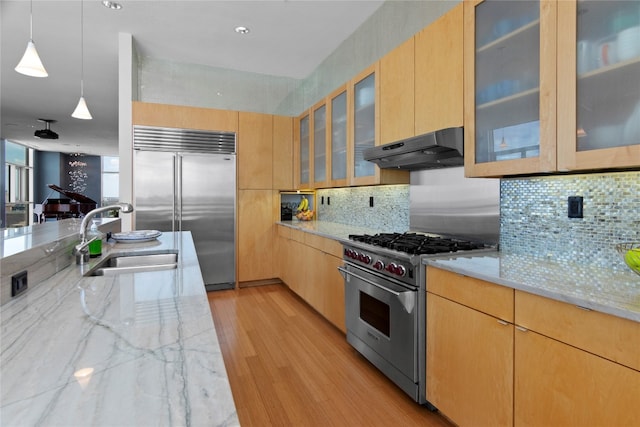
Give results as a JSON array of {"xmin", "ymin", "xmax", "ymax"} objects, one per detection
[
  {"xmin": 515, "ymin": 326, "xmax": 528, "ymax": 332},
  {"xmin": 497, "ymin": 319, "xmax": 509, "ymax": 326}
]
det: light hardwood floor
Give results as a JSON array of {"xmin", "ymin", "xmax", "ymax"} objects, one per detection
[{"xmin": 208, "ymin": 284, "xmax": 453, "ymax": 427}]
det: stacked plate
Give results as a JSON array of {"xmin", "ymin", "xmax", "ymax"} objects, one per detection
[
  {"xmin": 616, "ymin": 26, "xmax": 640, "ymax": 62},
  {"xmin": 111, "ymin": 230, "xmax": 162, "ymax": 243}
]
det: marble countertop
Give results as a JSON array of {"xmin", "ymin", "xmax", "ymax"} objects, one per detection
[
  {"xmin": 1, "ymin": 218, "xmax": 120, "ymax": 259},
  {"xmin": 0, "ymin": 232, "xmax": 239, "ymax": 426},
  {"xmin": 277, "ymin": 220, "xmax": 383, "ymax": 242},
  {"xmin": 279, "ymin": 220, "xmax": 640, "ymax": 323},
  {"xmin": 425, "ymin": 252, "xmax": 640, "ymax": 323}
]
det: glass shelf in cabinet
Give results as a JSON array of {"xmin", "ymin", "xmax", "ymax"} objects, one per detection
[
  {"xmin": 476, "ymin": 87, "xmax": 539, "ymax": 110},
  {"xmin": 476, "ymin": 19, "xmax": 540, "ymax": 53}
]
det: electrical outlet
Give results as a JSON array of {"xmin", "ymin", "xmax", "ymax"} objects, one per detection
[
  {"xmin": 369, "ymin": 196, "xmax": 374, "ymax": 207},
  {"xmin": 568, "ymin": 196, "xmax": 583, "ymax": 218},
  {"xmin": 321, "ymin": 196, "xmax": 324, "ymax": 205},
  {"xmin": 11, "ymin": 270, "xmax": 28, "ymax": 297},
  {"xmin": 327, "ymin": 197, "xmax": 331, "ymax": 206}
]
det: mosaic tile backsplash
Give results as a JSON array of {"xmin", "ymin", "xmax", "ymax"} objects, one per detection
[
  {"xmin": 316, "ymin": 185, "xmax": 409, "ymax": 232},
  {"xmin": 500, "ymin": 171, "xmax": 640, "ymax": 271}
]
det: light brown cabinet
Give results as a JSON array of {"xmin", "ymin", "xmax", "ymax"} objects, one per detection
[
  {"xmin": 132, "ymin": 101, "xmax": 239, "ymax": 132},
  {"xmin": 426, "ymin": 267, "xmax": 514, "ymax": 427},
  {"xmin": 556, "ymin": 0, "xmax": 640, "ymax": 171},
  {"xmin": 294, "ymin": 112, "xmax": 311, "ymax": 189},
  {"xmin": 379, "ymin": 2, "xmax": 464, "ymax": 143},
  {"xmin": 294, "ymin": 63, "xmax": 408, "ymax": 189},
  {"xmin": 275, "ymin": 225, "xmax": 345, "ymax": 332},
  {"xmin": 514, "ymin": 290, "xmax": 640, "ymax": 427},
  {"xmin": 380, "ymin": 37, "xmax": 415, "ymax": 145},
  {"xmin": 414, "ymin": 3, "xmax": 464, "ymax": 135},
  {"xmin": 310, "ymin": 100, "xmax": 329, "ymax": 188},
  {"xmin": 273, "ymin": 115, "xmax": 294, "ymax": 190},
  {"xmin": 465, "ymin": 0, "xmax": 640, "ymax": 177},
  {"xmin": 464, "ymin": 0, "xmax": 557, "ymax": 177},
  {"xmin": 238, "ymin": 112, "xmax": 273, "ymax": 190},
  {"xmin": 426, "ymin": 266, "xmax": 640, "ymax": 427},
  {"xmin": 237, "ymin": 189, "xmax": 275, "ymax": 283}
]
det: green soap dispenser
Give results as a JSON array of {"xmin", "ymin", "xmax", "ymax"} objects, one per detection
[{"xmin": 88, "ymin": 220, "xmax": 104, "ymax": 258}]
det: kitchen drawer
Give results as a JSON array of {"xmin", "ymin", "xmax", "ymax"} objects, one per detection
[
  {"xmin": 304, "ymin": 233, "xmax": 343, "ymax": 258},
  {"xmin": 277, "ymin": 225, "xmax": 291, "ymax": 240},
  {"xmin": 426, "ymin": 266, "xmax": 514, "ymax": 322},
  {"xmin": 515, "ymin": 291, "xmax": 640, "ymax": 371},
  {"xmin": 290, "ymin": 229, "xmax": 305, "ymax": 243}
]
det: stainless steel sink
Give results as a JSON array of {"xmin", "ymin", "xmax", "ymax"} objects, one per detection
[{"xmin": 84, "ymin": 250, "xmax": 178, "ymax": 276}]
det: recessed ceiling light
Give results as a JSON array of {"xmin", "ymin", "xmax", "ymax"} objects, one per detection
[
  {"xmin": 235, "ymin": 26, "xmax": 250, "ymax": 35},
  {"xmin": 102, "ymin": 1, "xmax": 122, "ymax": 10}
]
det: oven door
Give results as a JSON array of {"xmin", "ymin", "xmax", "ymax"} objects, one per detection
[{"xmin": 339, "ymin": 262, "xmax": 418, "ymax": 383}]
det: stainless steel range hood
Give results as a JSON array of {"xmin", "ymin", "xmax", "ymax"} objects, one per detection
[{"xmin": 363, "ymin": 127, "xmax": 463, "ymax": 170}]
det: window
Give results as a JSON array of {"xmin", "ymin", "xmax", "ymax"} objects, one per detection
[
  {"xmin": 4, "ymin": 141, "xmax": 34, "ymax": 227},
  {"xmin": 102, "ymin": 156, "xmax": 119, "ymax": 207}
]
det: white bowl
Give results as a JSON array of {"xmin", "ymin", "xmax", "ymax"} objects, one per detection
[
  {"xmin": 623, "ymin": 101, "xmax": 640, "ymax": 144},
  {"xmin": 616, "ymin": 26, "xmax": 640, "ymax": 62}
]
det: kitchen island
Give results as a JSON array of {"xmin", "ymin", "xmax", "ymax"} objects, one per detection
[{"xmin": 0, "ymin": 231, "xmax": 239, "ymax": 426}]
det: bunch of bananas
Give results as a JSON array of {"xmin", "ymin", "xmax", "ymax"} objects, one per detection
[
  {"xmin": 296, "ymin": 196, "xmax": 309, "ymax": 212},
  {"xmin": 295, "ymin": 196, "xmax": 314, "ymax": 221}
]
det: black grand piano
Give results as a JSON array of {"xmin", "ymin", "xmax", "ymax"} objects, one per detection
[{"xmin": 40, "ymin": 184, "xmax": 97, "ymax": 222}]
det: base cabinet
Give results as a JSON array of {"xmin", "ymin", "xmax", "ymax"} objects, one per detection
[
  {"xmin": 515, "ymin": 328, "xmax": 640, "ymax": 427},
  {"xmin": 427, "ymin": 267, "xmax": 640, "ymax": 427},
  {"xmin": 276, "ymin": 226, "xmax": 345, "ymax": 332},
  {"xmin": 237, "ymin": 190, "xmax": 274, "ymax": 283},
  {"xmin": 426, "ymin": 267, "xmax": 513, "ymax": 427}
]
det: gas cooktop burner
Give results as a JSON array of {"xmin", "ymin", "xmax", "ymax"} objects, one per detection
[{"xmin": 348, "ymin": 232, "xmax": 484, "ymax": 255}]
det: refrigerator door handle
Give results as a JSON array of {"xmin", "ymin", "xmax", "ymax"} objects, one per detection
[{"xmin": 173, "ymin": 154, "xmax": 182, "ymax": 231}]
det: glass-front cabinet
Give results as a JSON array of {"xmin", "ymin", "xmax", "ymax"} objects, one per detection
[
  {"xmin": 295, "ymin": 113, "xmax": 310, "ymax": 188},
  {"xmin": 351, "ymin": 67, "xmax": 378, "ymax": 184},
  {"xmin": 329, "ymin": 86, "xmax": 348, "ymax": 187},
  {"xmin": 312, "ymin": 102, "xmax": 327, "ymax": 187},
  {"xmin": 557, "ymin": 0, "xmax": 640, "ymax": 170},
  {"xmin": 295, "ymin": 63, "xmax": 407, "ymax": 188},
  {"xmin": 464, "ymin": 0, "xmax": 557, "ymax": 177}
]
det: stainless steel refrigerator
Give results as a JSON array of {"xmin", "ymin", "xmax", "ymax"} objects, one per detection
[{"xmin": 133, "ymin": 126, "xmax": 236, "ymax": 291}]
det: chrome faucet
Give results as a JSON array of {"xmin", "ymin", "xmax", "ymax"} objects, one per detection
[{"xmin": 74, "ymin": 203, "xmax": 134, "ymax": 264}]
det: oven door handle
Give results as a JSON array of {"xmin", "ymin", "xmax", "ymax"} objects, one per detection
[{"xmin": 337, "ymin": 266, "xmax": 415, "ymax": 314}]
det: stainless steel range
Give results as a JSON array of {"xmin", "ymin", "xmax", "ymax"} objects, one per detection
[
  {"xmin": 339, "ymin": 165, "xmax": 501, "ymax": 407},
  {"xmin": 339, "ymin": 232, "xmax": 494, "ymax": 406}
]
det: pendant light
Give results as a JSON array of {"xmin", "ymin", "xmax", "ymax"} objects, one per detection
[
  {"xmin": 15, "ymin": 0, "xmax": 48, "ymax": 77},
  {"xmin": 72, "ymin": 0, "xmax": 92, "ymax": 120}
]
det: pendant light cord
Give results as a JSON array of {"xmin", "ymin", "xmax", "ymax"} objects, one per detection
[
  {"xmin": 29, "ymin": 0, "xmax": 33, "ymax": 40},
  {"xmin": 80, "ymin": 0, "xmax": 84, "ymax": 96}
]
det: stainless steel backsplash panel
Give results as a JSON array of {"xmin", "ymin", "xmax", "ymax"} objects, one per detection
[{"xmin": 410, "ymin": 167, "xmax": 500, "ymax": 244}]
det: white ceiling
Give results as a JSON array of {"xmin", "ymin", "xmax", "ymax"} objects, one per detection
[{"xmin": 1, "ymin": 0, "xmax": 384, "ymax": 156}]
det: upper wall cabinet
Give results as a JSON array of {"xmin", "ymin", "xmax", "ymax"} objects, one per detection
[
  {"xmin": 273, "ymin": 115, "xmax": 293, "ymax": 190},
  {"xmin": 238, "ymin": 112, "xmax": 273, "ymax": 190},
  {"xmin": 328, "ymin": 85, "xmax": 349, "ymax": 187},
  {"xmin": 415, "ymin": 3, "xmax": 464, "ymax": 135},
  {"xmin": 311, "ymin": 100, "xmax": 329, "ymax": 188},
  {"xmin": 557, "ymin": 0, "xmax": 640, "ymax": 170},
  {"xmin": 464, "ymin": 0, "xmax": 557, "ymax": 177},
  {"xmin": 350, "ymin": 65, "xmax": 379, "ymax": 185},
  {"xmin": 380, "ymin": 37, "xmax": 415, "ymax": 144},
  {"xmin": 132, "ymin": 101, "xmax": 238, "ymax": 132},
  {"xmin": 294, "ymin": 112, "xmax": 311, "ymax": 189},
  {"xmin": 349, "ymin": 64, "xmax": 409, "ymax": 186},
  {"xmin": 465, "ymin": 0, "xmax": 640, "ymax": 178},
  {"xmin": 379, "ymin": 2, "xmax": 464, "ymax": 141}
]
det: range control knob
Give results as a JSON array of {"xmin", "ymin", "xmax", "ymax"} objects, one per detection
[
  {"xmin": 386, "ymin": 263, "xmax": 398, "ymax": 274},
  {"xmin": 373, "ymin": 260, "xmax": 385, "ymax": 270},
  {"xmin": 359, "ymin": 254, "xmax": 372, "ymax": 264},
  {"xmin": 396, "ymin": 265, "xmax": 406, "ymax": 277}
]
